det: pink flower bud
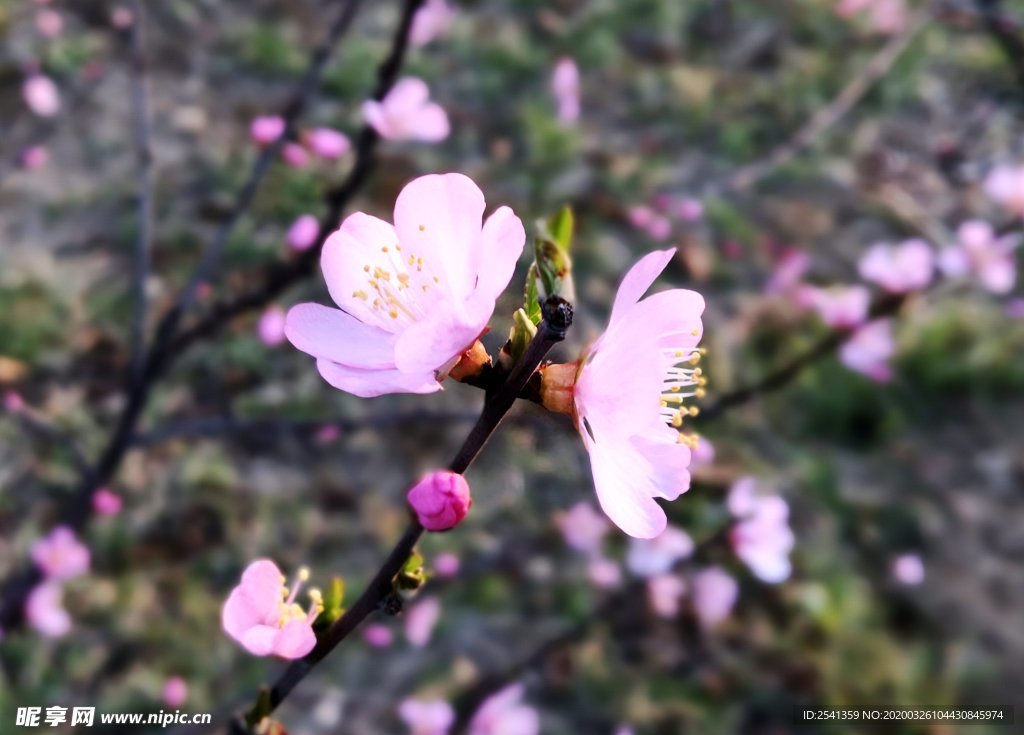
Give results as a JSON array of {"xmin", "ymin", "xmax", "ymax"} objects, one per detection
[
  {"xmin": 162, "ymin": 676, "xmax": 188, "ymax": 707},
  {"xmin": 250, "ymin": 115, "xmax": 285, "ymax": 146},
  {"xmin": 282, "ymin": 142, "xmax": 310, "ymax": 168},
  {"xmin": 92, "ymin": 488, "xmax": 123, "ymax": 516},
  {"xmin": 20, "ymin": 146, "xmax": 49, "ymax": 170},
  {"xmin": 3, "ymin": 390, "xmax": 25, "ymax": 414},
  {"xmin": 23, "ymin": 74, "xmax": 60, "ymax": 117},
  {"xmin": 362, "ymin": 623, "xmax": 394, "ymax": 648},
  {"xmin": 407, "ymin": 471, "xmax": 471, "ymax": 531},
  {"xmin": 433, "ymin": 552, "xmax": 460, "ymax": 578},
  {"xmin": 306, "ymin": 127, "xmax": 350, "ymax": 160},
  {"xmin": 257, "ymin": 306, "xmax": 287, "ymax": 346},
  {"xmin": 287, "ymin": 214, "xmax": 319, "ymax": 251}
]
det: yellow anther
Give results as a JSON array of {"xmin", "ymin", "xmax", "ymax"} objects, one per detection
[
  {"xmin": 672, "ymin": 413, "xmax": 683, "ymax": 427},
  {"xmin": 695, "ymin": 388, "xmax": 706, "ymax": 398},
  {"xmin": 381, "ymin": 246, "xmax": 389, "ymax": 253},
  {"xmin": 298, "ymin": 567, "xmax": 310, "ymax": 582},
  {"xmin": 433, "ymin": 276, "xmax": 439, "ymax": 283},
  {"xmin": 419, "ymin": 224, "xmax": 426, "ymax": 231},
  {"xmin": 422, "ymin": 285, "xmax": 429, "ymax": 291},
  {"xmin": 352, "ymin": 289, "xmax": 368, "ymax": 300},
  {"xmin": 688, "ymin": 406, "xmax": 700, "ymax": 417},
  {"xmin": 389, "ymin": 310, "xmax": 399, "ymax": 319},
  {"xmin": 408, "ymin": 255, "xmax": 416, "ymax": 265},
  {"xmin": 691, "ymin": 328, "xmax": 699, "ymax": 336}
]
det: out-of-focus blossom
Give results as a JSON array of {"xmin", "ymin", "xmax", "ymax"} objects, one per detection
[
  {"xmin": 690, "ymin": 436, "xmax": 715, "ymax": 467},
  {"xmin": 250, "ymin": 115, "xmax": 285, "ymax": 146},
  {"xmin": 468, "ymin": 684, "xmax": 540, "ymax": 735},
  {"xmin": 692, "ymin": 566, "xmax": 738, "ymax": 627},
  {"xmin": 939, "ymin": 220, "xmax": 1019, "ymax": 294},
  {"xmin": 765, "ymin": 249, "xmax": 811, "ymax": 297},
  {"xmin": 892, "ymin": 553, "xmax": 925, "ymax": 585},
  {"xmin": 1006, "ymin": 298, "xmax": 1024, "ymax": 319},
  {"xmin": 282, "ymin": 142, "xmax": 310, "ymax": 168},
  {"xmin": 673, "ymin": 197, "xmax": 704, "ymax": 222},
  {"xmin": 287, "ymin": 214, "xmax": 320, "ymax": 252},
  {"xmin": 25, "ymin": 582, "xmax": 71, "ymax": 638},
  {"xmin": 110, "ymin": 5, "xmax": 134, "ymax": 28},
  {"xmin": 647, "ymin": 574, "xmax": 687, "ymax": 618},
  {"xmin": 984, "ymin": 163, "xmax": 1024, "ymax": 218},
  {"xmin": 162, "ymin": 677, "xmax": 188, "ymax": 708},
  {"xmin": 407, "ymin": 471, "xmax": 472, "ymax": 532},
  {"xmin": 20, "ymin": 146, "xmax": 49, "ymax": 170},
  {"xmin": 363, "ymin": 78, "xmax": 449, "ymax": 142},
  {"xmin": 626, "ymin": 526, "xmax": 694, "ymax": 578},
  {"xmin": 839, "ymin": 319, "xmax": 895, "ymax": 382},
  {"xmin": 221, "ymin": 560, "xmax": 322, "ymax": 659},
  {"xmin": 306, "ymin": 127, "xmax": 350, "ymax": 160},
  {"xmin": 3, "ymin": 390, "xmax": 25, "ymax": 413},
  {"xmin": 728, "ymin": 478, "xmax": 794, "ymax": 583},
  {"xmin": 285, "ymin": 173, "xmax": 525, "ymax": 397},
  {"xmin": 434, "ymin": 552, "xmax": 460, "ymax": 578},
  {"xmin": 587, "ymin": 557, "xmax": 622, "ymax": 589},
  {"xmin": 258, "ymin": 306, "xmax": 287, "ymax": 347},
  {"xmin": 803, "ymin": 285, "xmax": 870, "ymax": 329},
  {"xmin": 363, "ymin": 624, "xmax": 394, "ymax": 648},
  {"xmin": 858, "ymin": 240, "xmax": 934, "ymax": 293},
  {"xmin": 614, "ymin": 727, "xmax": 636, "ymax": 735},
  {"xmin": 32, "ymin": 526, "xmax": 89, "ymax": 580},
  {"xmin": 836, "ymin": 0, "xmax": 907, "ymax": 34},
  {"xmin": 405, "ymin": 596, "xmax": 441, "ymax": 647},
  {"xmin": 551, "ymin": 57, "xmax": 580, "ymax": 125},
  {"xmin": 35, "ymin": 9, "xmax": 63, "ymax": 38},
  {"xmin": 544, "ymin": 249, "xmax": 704, "ymax": 538},
  {"xmin": 557, "ymin": 502, "xmax": 610, "ymax": 556},
  {"xmin": 627, "ymin": 204, "xmax": 672, "ymax": 240},
  {"xmin": 92, "ymin": 488, "xmax": 123, "ymax": 516},
  {"xmin": 399, "ymin": 698, "xmax": 455, "ymax": 735},
  {"xmin": 410, "ymin": 0, "xmax": 455, "ymax": 47},
  {"xmin": 314, "ymin": 424, "xmax": 341, "ymax": 444},
  {"xmin": 23, "ymin": 74, "xmax": 60, "ymax": 117}
]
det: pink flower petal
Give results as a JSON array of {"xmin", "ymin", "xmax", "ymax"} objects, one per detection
[
  {"xmin": 316, "ymin": 359, "xmax": 440, "ymax": 398},
  {"xmin": 285, "ymin": 303, "xmax": 397, "ymax": 369},
  {"xmin": 609, "ymin": 248, "xmax": 677, "ymax": 324}
]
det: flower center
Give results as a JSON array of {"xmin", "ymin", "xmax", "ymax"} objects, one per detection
[
  {"xmin": 277, "ymin": 567, "xmax": 324, "ymax": 628},
  {"xmin": 659, "ymin": 347, "xmax": 706, "ymax": 446},
  {"xmin": 351, "ymin": 241, "xmax": 442, "ymax": 329}
]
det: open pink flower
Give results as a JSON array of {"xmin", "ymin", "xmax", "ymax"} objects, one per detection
[
  {"xmin": 765, "ymin": 249, "xmax": 812, "ymax": 297},
  {"xmin": 557, "ymin": 502, "xmax": 609, "ymax": 556},
  {"xmin": 32, "ymin": 526, "xmax": 89, "ymax": 580},
  {"xmin": 647, "ymin": 574, "xmax": 686, "ymax": 618},
  {"xmin": 285, "ymin": 173, "xmax": 525, "ymax": 397},
  {"xmin": 399, "ymin": 698, "xmax": 455, "ymax": 735},
  {"xmin": 305, "ymin": 127, "xmax": 350, "ymax": 160},
  {"xmin": 25, "ymin": 582, "xmax": 71, "ymax": 638},
  {"xmin": 939, "ymin": 220, "xmax": 1018, "ymax": 294},
  {"xmin": 858, "ymin": 239, "xmax": 934, "ymax": 293},
  {"xmin": 728, "ymin": 478, "xmax": 794, "ymax": 583},
  {"xmin": 840, "ymin": 319, "xmax": 895, "ymax": 381},
  {"xmin": 692, "ymin": 566, "xmax": 738, "ymax": 627},
  {"xmin": 469, "ymin": 684, "xmax": 540, "ymax": 735},
  {"xmin": 551, "ymin": 57, "xmax": 580, "ymax": 125},
  {"xmin": 557, "ymin": 249, "xmax": 704, "ymax": 538},
  {"xmin": 626, "ymin": 526, "xmax": 694, "ymax": 578},
  {"xmin": 363, "ymin": 78, "xmax": 449, "ymax": 142},
  {"xmin": 410, "ymin": 0, "xmax": 455, "ymax": 47},
  {"xmin": 23, "ymin": 74, "xmax": 60, "ymax": 117},
  {"xmin": 803, "ymin": 285, "xmax": 870, "ymax": 329},
  {"xmin": 250, "ymin": 115, "xmax": 284, "ymax": 146},
  {"xmin": 407, "ymin": 471, "xmax": 472, "ymax": 531},
  {"xmin": 984, "ymin": 163, "xmax": 1024, "ymax": 218},
  {"xmin": 222, "ymin": 560, "xmax": 322, "ymax": 659},
  {"xmin": 405, "ymin": 596, "xmax": 441, "ymax": 647}
]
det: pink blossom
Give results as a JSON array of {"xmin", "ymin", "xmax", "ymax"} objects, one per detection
[
  {"xmin": 765, "ymin": 249, "xmax": 811, "ymax": 296},
  {"xmin": 363, "ymin": 78, "xmax": 449, "ymax": 142},
  {"xmin": 162, "ymin": 676, "xmax": 188, "ymax": 708},
  {"xmin": 645, "ymin": 215, "xmax": 672, "ymax": 241},
  {"xmin": 3, "ymin": 390, "xmax": 25, "ymax": 413},
  {"xmin": 249, "ymin": 115, "xmax": 285, "ymax": 146},
  {"xmin": 557, "ymin": 502, "xmax": 609, "ymax": 556},
  {"xmin": 939, "ymin": 220, "xmax": 1018, "ymax": 294},
  {"xmin": 282, "ymin": 142, "xmax": 310, "ymax": 168},
  {"xmin": 221, "ymin": 560, "xmax": 321, "ymax": 659},
  {"xmin": 836, "ymin": 0, "xmax": 907, "ymax": 34},
  {"xmin": 314, "ymin": 424, "xmax": 341, "ymax": 444},
  {"xmin": 25, "ymin": 582, "xmax": 71, "ymax": 638},
  {"xmin": 858, "ymin": 239, "xmax": 934, "ymax": 293},
  {"xmin": 285, "ymin": 173, "xmax": 525, "ymax": 397},
  {"xmin": 690, "ymin": 436, "xmax": 715, "ymax": 467},
  {"xmin": 551, "ymin": 57, "xmax": 580, "ymax": 125},
  {"xmin": 627, "ymin": 205, "xmax": 655, "ymax": 229},
  {"xmin": 626, "ymin": 526, "xmax": 694, "ymax": 578},
  {"xmin": 405, "ymin": 596, "xmax": 441, "ymax": 647},
  {"xmin": 32, "ymin": 526, "xmax": 89, "ymax": 581},
  {"xmin": 363, "ymin": 623, "xmax": 394, "ymax": 648},
  {"xmin": 984, "ymin": 163, "xmax": 1024, "ymax": 218},
  {"xmin": 692, "ymin": 567, "xmax": 738, "ymax": 627},
  {"xmin": 35, "ymin": 9, "xmax": 63, "ymax": 38},
  {"xmin": 258, "ymin": 306, "xmax": 287, "ymax": 346},
  {"xmin": 647, "ymin": 574, "xmax": 687, "ymax": 618},
  {"xmin": 306, "ymin": 127, "xmax": 350, "ymax": 160},
  {"xmin": 892, "ymin": 553, "xmax": 924, "ymax": 585},
  {"xmin": 673, "ymin": 197, "xmax": 704, "ymax": 222},
  {"xmin": 23, "ymin": 74, "xmax": 60, "ymax": 117},
  {"xmin": 468, "ymin": 684, "xmax": 540, "ymax": 735},
  {"xmin": 20, "ymin": 145, "xmax": 49, "ymax": 170},
  {"xmin": 840, "ymin": 319, "xmax": 895, "ymax": 382},
  {"xmin": 92, "ymin": 488, "xmax": 123, "ymax": 516},
  {"xmin": 804, "ymin": 285, "xmax": 870, "ymax": 328},
  {"xmin": 407, "ymin": 471, "xmax": 472, "ymax": 531},
  {"xmin": 569, "ymin": 248, "xmax": 704, "ymax": 538},
  {"xmin": 434, "ymin": 552, "xmax": 461, "ymax": 578},
  {"xmin": 410, "ymin": 0, "xmax": 455, "ymax": 47},
  {"xmin": 728, "ymin": 478, "xmax": 794, "ymax": 583},
  {"xmin": 587, "ymin": 557, "xmax": 622, "ymax": 589},
  {"xmin": 110, "ymin": 5, "xmax": 134, "ymax": 28},
  {"xmin": 287, "ymin": 214, "xmax": 320, "ymax": 251},
  {"xmin": 399, "ymin": 698, "xmax": 454, "ymax": 735}
]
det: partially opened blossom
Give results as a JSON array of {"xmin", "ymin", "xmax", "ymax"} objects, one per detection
[
  {"xmin": 939, "ymin": 220, "xmax": 1018, "ymax": 294},
  {"xmin": 405, "ymin": 596, "xmax": 441, "ymax": 647},
  {"xmin": 804, "ymin": 285, "xmax": 870, "ymax": 329},
  {"xmin": 892, "ymin": 553, "xmax": 924, "ymax": 585},
  {"xmin": 282, "ymin": 142, "xmax": 310, "ymax": 168},
  {"xmin": 839, "ymin": 319, "xmax": 895, "ymax": 382},
  {"xmin": 557, "ymin": 502, "xmax": 610, "ymax": 556},
  {"xmin": 92, "ymin": 487, "xmax": 123, "ymax": 516},
  {"xmin": 692, "ymin": 567, "xmax": 738, "ymax": 627},
  {"xmin": 250, "ymin": 115, "xmax": 284, "ymax": 146},
  {"xmin": 258, "ymin": 306, "xmax": 287, "ymax": 346},
  {"xmin": 32, "ymin": 526, "xmax": 89, "ymax": 580},
  {"xmin": 162, "ymin": 677, "xmax": 188, "ymax": 708},
  {"xmin": 728, "ymin": 478, "xmax": 794, "ymax": 583},
  {"xmin": 23, "ymin": 74, "xmax": 60, "ymax": 117},
  {"xmin": 468, "ymin": 684, "xmax": 540, "ymax": 735},
  {"xmin": 407, "ymin": 471, "xmax": 472, "ymax": 531},
  {"xmin": 541, "ymin": 249, "xmax": 704, "ymax": 538},
  {"xmin": 399, "ymin": 698, "xmax": 455, "ymax": 735},
  {"xmin": 410, "ymin": 0, "xmax": 455, "ymax": 47},
  {"xmin": 858, "ymin": 239, "xmax": 934, "ymax": 293},
  {"xmin": 647, "ymin": 574, "xmax": 687, "ymax": 618},
  {"xmin": 285, "ymin": 173, "xmax": 525, "ymax": 397},
  {"xmin": 363, "ymin": 78, "xmax": 449, "ymax": 142},
  {"xmin": 222, "ymin": 560, "xmax": 322, "ymax": 659},
  {"xmin": 551, "ymin": 57, "xmax": 580, "ymax": 125},
  {"xmin": 25, "ymin": 582, "xmax": 71, "ymax": 638},
  {"xmin": 305, "ymin": 127, "xmax": 350, "ymax": 160},
  {"xmin": 984, "ymin": 163, "xmax": 1024, "ymax": 218},
  {"xmin": 626, "ymin": 526, "xmax": 694, "ymax": 577},
  {"xmin": 287, "ymin": 213, "xmax": 320, "ymax": 251},
  {"xmin": 363, "ymin": 624, "xmax": 394, "ymax": 648}
]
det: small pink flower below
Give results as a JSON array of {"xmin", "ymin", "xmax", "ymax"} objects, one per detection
[
  {"xmin": 250, "ymin": 115, "xmax": 285, "ymax": 146},
  {"xmin": 407, "ymin": 471, "xmax": 472, "ymax": 532},
  {"xmin": 692, "ymin": 566, "xmax": 738, "ymax": 627},
  {"xmin": 363, "ymin": 78, "xmax": 449, "ymax": 142},
  {"xmin": 92, "ymin": 488, "xmax": 123, "ymax": 516},
  {"xmin": 23, "ymin": 74, "xmax": 60, "ymax": 117},
  {"xmin": 551, "ymin": 57, "xmax": 580, "ymax": 125},
  {"xmin": 891, "ymin": 553, "xmax": 924, "ymax": 585},
  {"xmin": 858, "ymin": 239, "xmax": 934, "ymax": 293},
  {"xmin": 839, "ymin": 319, "xmax": 895, "ymax": 382},
  {"xmin": 626, "ymin": 526, "xmax": 694, "ymax": 578},
  {"xmin": 162, "ymin": 676, "xmax": 188, "ymax": 708},
  {"xmin": 287, "ymin": 214, "xmax": 320, "ymax": 251},
  {"xmin": 984, "ymin": 163, "xmax": 1024, "ymax": 219},
  {"xmin": 26, "ymin": 582, "xmax": 71, "ymax": 638},
  {"xmin": 468, "ymin": 684, "xmax": 540, "ymax": 735},
  {"xmin": 306, "ymin": 127, "xmax": 350, "ymax": 160},
  {"xmin": 647, "ymin": 574, "xmax": 687, "ymax": 618},
  {"xmin": 258, "ymin": 306, "xmax": 287, "ymax": 347},
  {"xmin": 32, "ymin": 526, "xmax": 90, "ymax": 580},
  {"xmin": 399, "ymin": 697, "xmax": 455, "ymax": 735},
  {"xmin": 404, "ymin": 596, "xmax": 441, "ymax": 648},
  {"xmin": 939, "ymin": 220, "xmax": 1018, "ymax": 294},
  {"xmin": 728, "ymin": 478, "xmax": 794, "ymax": 583}
]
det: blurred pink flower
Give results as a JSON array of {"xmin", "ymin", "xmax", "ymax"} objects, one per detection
[
  {"xmin": 408, "ymin": 471, "xmax": 472, "ymax": 531},
  {"xmin": 984, "ymin": 163, "xmax": 1024, "ymax": 218},
  {"xmin": 249, "ymin": 115, "xmax": 285, "ymax": 146},
  {"xmin": 587, "ymin": 557, "xmax": 622, "ymax": 589},
  {"xmin": 110, "ymin": 5, "xmax": 134, "ymax": 28},
  {"xmin": 557, "ymin": 502, "xmax": 609, "ymax": 556},
  {"xmin": 569, "ymin": 248, "xmax": 704, "ymax": 538},
  {"xmin": 1006, "ymin": 298, "xmax": 1024, "ymax": 319},
  {"xmin": 258, "ymin": 305, "xmax": 287, "ymax": 346},
  {"xmin": 673, "ymin": 197, "xmax": 704, "ymax": 223},
  {"xmin": 3, "ymin": 390, "xmax": 25, "ymax": 413},
  {"xmin": 728, "ymin": 478, "xmax": 794, "ymax": 583},
  {"xmin": 804, "ymin": 285, "xmax": 870, "ymax": 329},
  {"xmin": 645, "ymin": 214, "xmax": 672, "ymax": 241},
  {"xmin": 858, "ymin": 239, "xmax": 934, "ymax": 293},
  {"xmin": 25, "ymin": 582, "xmax": 71, "ymax": 638},
  {"xmin": 410, "ymin": 0, "xmax": 455, "ymax": 47},
  {"xmin": 162, "ymin": 676, "xmax": 188, "ymax": 708},
  {"xmin": 627, "ymin": 205, "xmax": 655, "ymax": 229},
  {"xmin": 92, "ymin": 487, "xmax": 123, "ymax": 516},
  {"xmin": 282, "ymin": 142, "xmax": 310, "ymax": 168},
  {"xmin": 23, "ymin": 74, "xmax": 60, "ymax": 117},
  {"xmin": 647, "ymin": 574, "xmax": 687, "ymax": 618},
  {"xmin": 287, "ymin": 213, "xmax": 320, "ymax": 251},
  {"xmin": 765, "ymin": 249, "xmax": 811, "ymax": 297},
  {"xmin": 306, "ymin": 127, "xmax": 350, "ymax": 160},
  {"xmin": 363, "ymin": 78, "xmax": 449, "ymax": 142},
  {"xmin": 434, "ymin": 552, "xmax": 461, "ymax": 578},
  {"xmin": 692, "ymin": 566, "xmax": 738, "ymax": 627},
  {"xmin": 221, "ymin": 560, "xmax": 321, "ymax": 659},
  {"xmin": 626, "ymin": 526, "xmax": 694, "ymax": 578},
  {"xmin": 551, "ymin": 57, "xmax": 580, "ymax": 125},
  {"xmin": 892, "ymin": 553, "xmax": 924, "ymax": 585},
  {"xmin": 690, "ymin": 436, "xmax": 715, "ymax": 467},
  {"xmin": 363, "ymin": 623, "xmax": 394, "ymax": 648},
  {"xmin": 405, "ymin": 596, "xmax": 441, "ymax": 647},
  {"xmin": 32, "ymin": 526, "xmax": 89, "ymax": 580},
  {"xmin": 20, "ymin": 145, "xmax": 49, "ymax": 170},
  {"xmin": 836, "ymin": 0, "xmax": 907, "ymax": 34},
  {"xmin": 840, "ymin": 319, "xmax": 895, "ymax": 382},
  {"xmin": 939, "ymin": 220, "xmax": 1019, "ymax": 294},
  {"xmin": 314, "ymin": 424, "xmax": 341, "ymax": 444},
  {"xmin": 399, "ymin": 698, "xmax": 454, "ymax": 735},
  {"xmin": 285, "ymin": 173, "xmax": 525, "ymax": 397},
  {"xmin": 35, "ymin": 9, "xmax": 62, "ymax": 38},
  {"xmin": 468, "ymin": 684, "xmax": 539, "ymax": 735}
]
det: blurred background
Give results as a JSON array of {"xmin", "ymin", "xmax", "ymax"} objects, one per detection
[{"xmin": 2, "ymin": 0, "xmax": 1024, "ymax": 733}]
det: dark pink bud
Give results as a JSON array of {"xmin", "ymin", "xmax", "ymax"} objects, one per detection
[{"xmin": 407, "ymin": 471, "xmax": 471, "ymax": 532}]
